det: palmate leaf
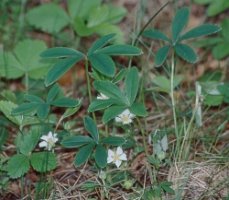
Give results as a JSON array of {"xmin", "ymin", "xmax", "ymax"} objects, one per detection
[
  {"xmin": 174, "ymin": 43, "xmax": 198, "ymax": 63},
  {"xmin": 74, "ymin": 143, "xmax": 95, "ymax": 167},
  {"xmin": 95, "ymin": 45, "xmax": 142, "ymax": 56},
  {"xmin": 172, "ymin": 7, "xmax": 190, "ymax": 42},
  {"xmin": 51, "ymin": 98, "xmax": 80, "ymax": 107},
  {"xmin": 95, "ymin": 144, "xmax": 107, "ymax": 168},
  {"xmin": 180, "ymin": 24, "xmax": 221, "ymax": 41},
  {"xmin": 155, "ymin": 45, "xmax": 170, "ymax": 66},
  {"xmin": 61, "ymin": 135, "xmax": 94, "ymax": 148},
  {"xmin": 26, "ymin": 3, "xmax": 69, "ymax": 33},
  {"xmin": 7, "ymin": 154, "xmax": 30, "ymax": 178},
  {"xmin": 143, "ymin": 29, "xmax": 170, "ymax": 42},
  {"xmin": 124, "ymin": 67, "xmax": 139, "ymax": 105},
  {"xmin": 84, "ymin": 116, "xmax": 99, "ymax": 142},
  {"xmin": 88, "ymin": 53, "xmax": 115, "ymax": 77},
  {"xmin": 101, "ymin": 136, "xmax": 125, "ymax": 146}
]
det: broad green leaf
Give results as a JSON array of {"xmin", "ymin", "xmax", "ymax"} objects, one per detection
[
  {"xmin": 88, "ymin": 33, "xmax": 116, "ymax": 55},
  {"xmin": 213, "ymin": 43, "xmax": 229, "ymax": 60},
  {"xmin": 172, "ymin": 7, "xmax": 189, "ymax": 42},
  {"xmin": 40, "ymin": 47, "xmax": 84, "ymax": 58},
  {"xmin": 129, "ymin": 102, "xmax": 148, "ymax": 117},
  {"xmin": 17, "ymin": 131, "xmax": 40, "ymax": 155},
  {"xmin": 180, "ymin": 24, "xmax": 221, "ymax": 41},
  {"xmin": 143, "ymin": 29, "xmax": 170, "ymax": 42},
  {"xmin": 30, "ymin": 152, "xmax": 57, "ymax": 172},
  {"xmin": 95, "ymin": 45, "xmax": 142, "ymax": 56},
  {"xmin": 112, "ymin": 68, "xmax": 127, "ymax": 83},
  {"xmin": 61, "ymin": 135, "xmax": 94, "ymax": 148},
  {"xmin": 106, "ymin": 5, "xmax": 126, "ymax": 24},
  {"xmin": 45, "ymin": 56, "xmax": 82, "ymax": 86},
  {"xmin": 62, "ymin": 104, "xmax": 81, "ymax": 120},
  {"xmin": 101, "ymin": 136, "xmax": 125, "ymax": 146},
  {"xmin": 155, "ymin": 45, "xmax": 170, "ymax": 66},
  {"xmin": 174, "ymin": 43, "xmax": 197, "ymax": 63},
  {"xmin": 51, "ymin": 98, "xmax": 79, "ymax": 107},
  {"xmin": 26, "ymin": 3, "xmax": 70, "ymax": 33},
  {"xmin": 95, "ymin": 144, "xmax": 107, "ymax": 168},
  {"xmin": 0, "ymin": 40, "xmax": 51, "ymax": 79},
  {"xmin": 87, "ymin": 5, "xmax": 109, "ymax": 27},
  {"xmin": 124, "ymin": 67, "xmax": 139, "ymax": 105},
  {"xmin": 88, "ymin": 53, "xmax": 115, "ymax": 77},
  {"xmin": 207, "ymin": 0, "xmax": 229, "ymax": 16},
  {"xmin": 24, "ymin": 94, "xmax": 44, "ymax": 103},
  {"xmin": 74, "ymin": 143, "xmax": 95, "ymax": 166},
  {"xmin": 102, "ymin": 105, "xmax": 126, "ymax": 124},
  {"xmin": 94, "ymin": 80, "xmax": 127, "ymax": 104},
  {"xmin": 11, "ymin": 102, "xmax": 39, "ymax": 116},
  {"xmin": 221, "ymin": 18, "xmax": 229, "ymax": 41},
  {"xmin": 47, "ymin": 84, "xmax": 61, "ymax": 103},
  {"xmin": 84, "ymin": 116, "xmax": 99, "ymax": 142},
  {"xmin": 73, "ymin": 17, "xmax": 96, "ymax": 36},
  {"xmin": 204, "ymin": 94, "xmax": 223, "ymax": 106},
  {"xmin": 7, "ymin": 154, "xmax": 30, "ymax": 178},
  {"xmin": 88, "ymin": 99, "xmax": 115, "ymax": 112},
  {"xmin": 67, "ymin": 0, "xmax": 101, "ymax": 19},
  {"xmin": 37, "ymin": 103, "xmax": 50, "ymax": 119}
]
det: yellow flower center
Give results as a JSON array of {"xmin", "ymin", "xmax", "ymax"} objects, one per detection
[
  {"xmin": 121, "ymin": 115, "xmax": 129, "ymax": 122},
  {"xmin": 113, "ymin": 152, "xmax": 120, "ymax": 161}
]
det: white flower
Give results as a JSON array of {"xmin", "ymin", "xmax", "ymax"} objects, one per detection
[
  {"xmin": 39, "ymin": 131, "xmax": 58, "ymax": 151},
  {"xmin": 107, "ymin": 147, "xmax": 127, "ymax": 168},
  {"xmin": 115, "ymin": 109, "xmax": 135, "ymax": 125},
  {"xmin": 97, "ymin": 93, "xmax": 109, "ymax": 100}
]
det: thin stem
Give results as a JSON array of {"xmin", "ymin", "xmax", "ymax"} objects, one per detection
[
  {"xmin": 136, "ymin": 117, "xmax": 148, "ymax": 156},
  {"xmin": 25, "ymin": 73, "xmax": 29, "ymax": 92},
  {"xmin": 85, "ymin": 58, "xmax": 96, "ymax": 121},
  {"xmin": 170, "ymin": 53, "xmax": 179, "ymax": 139}
]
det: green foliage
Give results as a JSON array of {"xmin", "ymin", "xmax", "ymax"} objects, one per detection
[
  {"xmin": 0, "ymin": 39, "xmax": 51, "ymax": 79},
  {"xmin": 84, "ymin": 116, "xmax": 99, "ymax": 143},
  {"xmin": 0, "ymin": 128, "xmax": 8, "ymax": 151},
  {"xmin": 26, "ymin": 3, "xmax": 69, "ymax": 33},
  {"xmin": 143, "ymin": 7, "xmax": 221, "ymax": 65},
  {"xmin": 95, "ymin": 145, "xmax": 107, "ymax": 168},
  {"xmin": 194, "ymin": 0, "xmax": 229, "ymax": 16},
  {"xmin": 74, "ymin": 143, "xmax": 95, "ymax": 166}
]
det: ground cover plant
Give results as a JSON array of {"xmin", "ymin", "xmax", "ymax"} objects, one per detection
[{"xmin": 0, "ymin": 0, "xmax": 228, "ymax": 199}]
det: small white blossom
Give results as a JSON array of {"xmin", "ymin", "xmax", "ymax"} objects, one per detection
[
  {"xmin": 39, "ymin": 131, "xmax": 58, "ymax": 151},
  {"xmin": 115, "ymin": 109, "xmax": 135, "ymax": 125},
  {"xmin": 107, "ymin": 147, "xmax": 127, "ymax": 168},
  {"xmin": 97, "ymin": 93, "xmax": 109, "ymax": 100}
]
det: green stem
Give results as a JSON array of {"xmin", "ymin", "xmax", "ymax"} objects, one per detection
[
  {"xmin": 170, "ymin": 53, "xmax": 179, "ymax": 140},
  {"xmin": 85, "ymin": 58, "xmax": 96, "ymax": 121},
  {"xmin": 25, "ymin": 72, "xmax": 29, "ymax": 92}
]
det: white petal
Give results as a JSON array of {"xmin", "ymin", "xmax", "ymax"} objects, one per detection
[
  {"xmin": 115, "ymin": 117, "xmax": 122, "ymax": 122},
  {"xmin": 115, "ymin": 160, "xmax": 122, "ymax": 168},
  {"xmin": 122, "ymin": 118, "xmax": 132, "ymax": 125},
  {"xmin": 129, "ymin": 113, "xmax": 135, "ymax": 119},
  {"xmin": 48, "ymin": 131, "xmax": 53, "ymax": 138},
  {"xmin": 116, "ymin": 147, "xmax": 123, "ymax": 155},
  {"xmin": 40, "ymin": 135, "xmax": 48, "ymax": 141},
  {"xmin": 107, "ymin": 156, "xmax": 114, "ymax": 163},
  {"xmin": 119, "ymin": 153, "xmax": 127, "ymax": 161},
  {"xmin": 39, "ymin": 141, "xmax": 47, "ymax": 148},
  {"xmin": 108, "ymin": 149, "xmax": 114, "ymax": 157},
  {"xmin": 122, "ymin": 109, "xmax": 130, "ymax": 116}
]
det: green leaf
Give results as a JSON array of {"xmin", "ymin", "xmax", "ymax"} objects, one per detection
[
  {"xmin": 74, "ymin": 143, "xmax": 95, "ymax": 167},
  {"xmin": 95, "ymin": 45, "xmax": 142, "ymax": 56},
  {"xmin": 40, "ymin": 47, "xmax": 84, "ymax": 58},
  {"xmin": 221, "ymin": 18, "xmax": 229, "ymax": 41},
  {"xmin": 46, "ymin": 84, "xmax": 61, "ymax": 103},
  {"xmin": 73, "ymin": 17, "xmax": 97, "ymax": 36},
  {"xmin": 180, "ymin": 24, "xmax": 221, "ymax": 41},
  {"xmin": 26, "ymin": 3, "xmax": 69, "ymax": 33},
  {"xmin": 0, "ymin": 40, "xmax": 50, "ymax": 79},
  {"xmin": 102, "ymin": 105, "xmax": 126, "ymax": 124},
  {"xmin": 24, "ymin": 94, "xmax": 44, "ymax": 103},
  {"xmin": 7, "ymin": 154, "xmax": 30, "ymax": 178},
  {"xmin": 124, "ymin": 67, "xmax": 139, "ymax": 105},
  {"xmin": 61, "ymin": 136, "xmax": 94, "ymax": 148},
  {"xmin": 174, "ymin": 43, "xmax": 198, "ymax": 63},
  {"xmin": 101, "ymin": 136, "xmax": 125, "ymax": 146},
  {"xmin": 95, "ymin": 144, "xmax": 107, "ymax": 168},
  {"xmin": 45, "ymin": 56, "xmax": 82, "ymax": 86},
  {"xmin": 51, "ymin": 98, "xmax": 79, "ymax": 107},
  {"xmin": 62, "ymin": 104, "xmax": 81, "ymax": 120},
  {"xmin": 172, "ymin": 7, "xmax": 189, "ymax": 42},
  {"xmin": 0, "ymin": 128, "xmax": 8, "ymax": 150},
  {"xmin": 30, "ymin": 152, "xmax": 57, "ymax": 172},
  {"xmin": 84, "ymin": 116, "xmax": 99, "ymax": 142},
  {"xmin": 17, "ymin": 131, "xmax": 40, "ymax": 155},
  {"xmin": 94, "ymin": 80, "xmax": 127, "ymax": 104},
  {"xmin": 11, "ymin": 102, "xmax": 39, "ymax": 116},
  {"xmin": 129, "ymin": 102, "xmax": 148, "ymax": 117},
  {"xmin": 88, "ymin": 33, "xmax": 116, "ymax": 55},
  {"xmin": 88, "ymin": 99, "xmax": 115, "ymax": 112},
  {"xmin": 112, "ymin": 68, "xmax": 127, "ymax": 83},
  {"xmin": 143, "ymin": 29, "xmax": 170, "ymax": 42},
  {"xmin": 207, "ymin": 0, "xmax": 229, "ymax": 16},
  {"xmin": 155, "ymin": 45, "xmax": 170, "ymax": 66},
  {"xmin": 213, "ymin": 43, "xmax": 229, "ymax": 60},
  {"xmin": 89, "ymin": 53, "xmax": 115, "ymax": 77},
  {"xmin": 37, "ymin": 103, "xmax": 50, "ymax": 119},
  {"xmin": 106, "ymin": 5, "xmax": 126, "ymax": 24}
]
